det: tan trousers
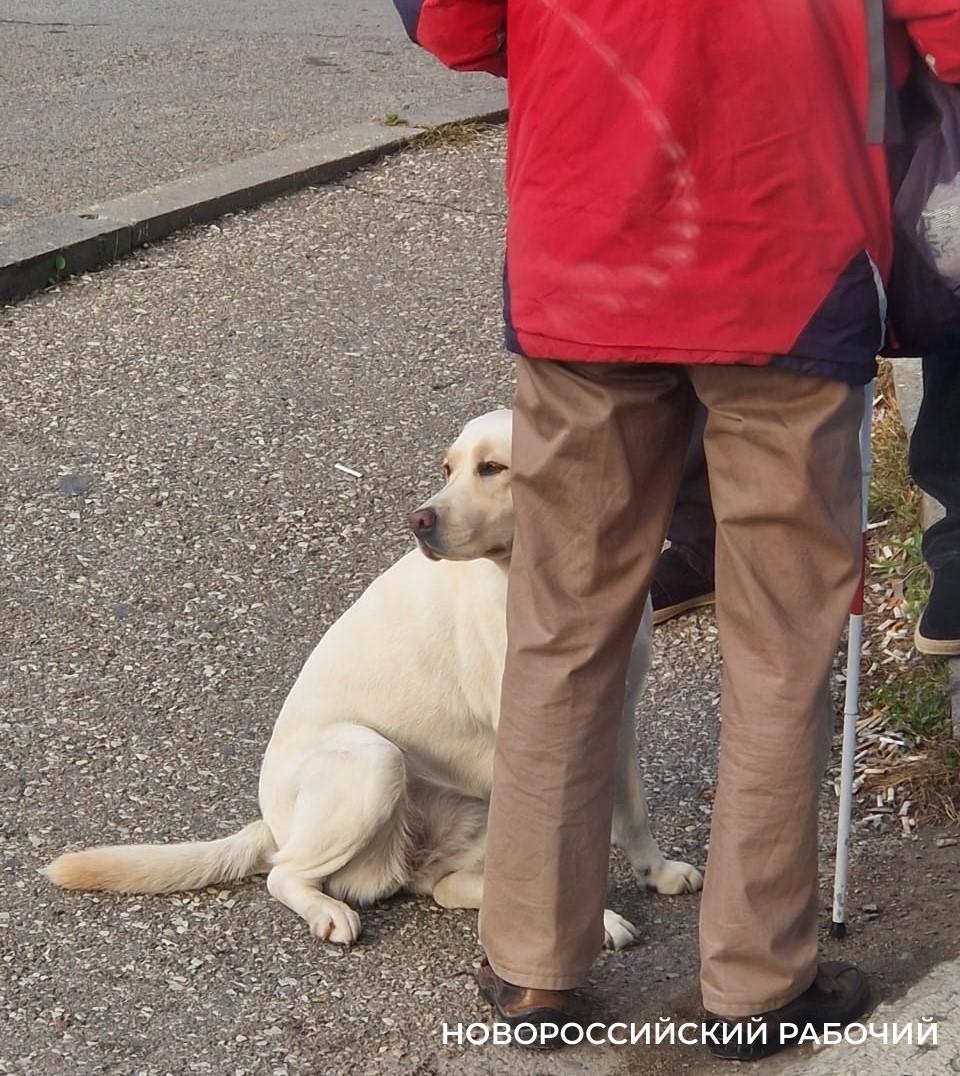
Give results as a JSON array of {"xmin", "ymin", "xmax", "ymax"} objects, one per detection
[{"xmin": 478, "ymin": 358, "xmax": 863, "ymax": 1016}]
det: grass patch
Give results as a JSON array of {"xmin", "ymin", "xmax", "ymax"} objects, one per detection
[
  {"xmin": 407, "ymin": 121, "xmax": 487, "ymax": 150},
  {"xmin": 380, "ymin": 115, "xmax": 488, "ymax": 148},
  {"xmin": 869, "ymin": 365, "xmax": 922, "ymax": 526},
  {"xmin": 872, "ymin": 665, "xmax": 950, "ymax": 740},
  {"xmin": 868, "ymin": 364, "xmax": 928, "ymax": 617}
]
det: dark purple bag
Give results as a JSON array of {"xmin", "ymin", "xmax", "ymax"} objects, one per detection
[{"xmin": 883, "ymin": 67, "xmax": 960, "ymax": 357}]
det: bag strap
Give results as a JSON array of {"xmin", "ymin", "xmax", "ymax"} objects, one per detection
[{"xmin": 866, "ymin": 0, "xmax": 887, "ymax": 143}]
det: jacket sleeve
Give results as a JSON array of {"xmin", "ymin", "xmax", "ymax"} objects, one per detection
[
  {"xmin": 886, "ymin": 0, "xmax": 960, "ymax": 81},
  {"xmin": 394, "ymin": 0, "xmax": 507, "ymax": 77}
]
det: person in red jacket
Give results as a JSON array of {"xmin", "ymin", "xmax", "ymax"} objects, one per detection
[{"xmin": 396, "ymin": 0, "xmax": 960, "ymax": 1059}]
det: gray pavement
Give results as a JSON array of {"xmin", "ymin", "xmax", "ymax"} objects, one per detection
[
  {"xmin": 2, "ymin": 128, "xmax": 958, "ymax": 1076},
  {"xmin": 0, "ymin": 0, "xmax": 494, "ymax": 238},
  {"xmin": 765, "ymin": 953, "xmax": 960, "ymax": 1076}
]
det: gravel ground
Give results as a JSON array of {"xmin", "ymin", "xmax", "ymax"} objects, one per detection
[{"xmin": 1, "ymin": 128, "xmax": 958, "ymax": 1076}]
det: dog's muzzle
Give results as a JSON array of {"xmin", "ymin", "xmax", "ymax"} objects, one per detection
[{"xmin": 408, "ymin": 507, "xmax": 441, "ymax": 560}]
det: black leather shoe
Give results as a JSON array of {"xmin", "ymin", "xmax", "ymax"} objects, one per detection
[
  {"xmin": 915, "ymin": 562, "xmax": 960, "ymax": 655},
  {"xmin": 651, "ymin": 547, "xmax": 715, "ymax": 625},
  {"xmin": 705, "ymin": 962, "xmax": 871, "ymax": 1061},
  {"xmin": 476, "ymin": 959, "xmax": 581, "ymax": 1049}
]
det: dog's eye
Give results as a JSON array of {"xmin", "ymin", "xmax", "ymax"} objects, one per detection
[{"xmin": 477, "ymin": 461, "xmax": 507, "ymax": 478}]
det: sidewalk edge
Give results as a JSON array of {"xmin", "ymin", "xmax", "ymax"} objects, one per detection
[{"xmin": 0, "ymin": 88, "xmax": 507, "ymax": 306}]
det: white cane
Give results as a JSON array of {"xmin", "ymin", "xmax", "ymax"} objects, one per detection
[{"xmin": 830, "ymin": 381, "xmax": 875, "ymax": 939}]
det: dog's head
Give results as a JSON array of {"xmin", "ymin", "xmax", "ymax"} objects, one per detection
[{"xmin": 408, "ymin": 409, "xmax": 513, "ymax": 563}]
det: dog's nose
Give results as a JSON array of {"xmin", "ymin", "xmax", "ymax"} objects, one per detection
[{"xmin": 408, "ymin": 507, "xmax": 438, "ymax": 535}]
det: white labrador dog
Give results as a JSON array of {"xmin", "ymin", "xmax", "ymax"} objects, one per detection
[{"xmin": 44, "ymin": 409, "xmax": 702, "ymax": 949}]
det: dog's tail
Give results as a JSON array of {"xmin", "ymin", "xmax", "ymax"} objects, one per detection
[{"xmin": 41, "ymin": 820, "xmax": 276, "ymax": 894}]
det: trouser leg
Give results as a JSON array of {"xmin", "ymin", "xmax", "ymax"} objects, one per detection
[
  {"xmin": 690, "ymin": 365, "xmax": 863, "ymax": 1016},
  {"xmin": 479, "ymin": 357, "xmax": 696, "ymax": 989},
  {"xmin": 666, "ymin": 404, "xmax": 716, "ymax": 578}
]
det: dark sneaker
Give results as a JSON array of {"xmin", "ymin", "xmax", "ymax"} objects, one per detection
[
  {"xmin": 705, "ymin": 962, "xmax": 871, "ymax": 1062},
  {"xmin": 915, "ymin": 562, "xmax": 960, "ymax": 656},
  {"xmin": 651, "ymin": 547, "xmax": 715, "ymax": 625},
  {"xmin": 477, "ymin": 959, "xmax": 581, "ymax": 1049}
]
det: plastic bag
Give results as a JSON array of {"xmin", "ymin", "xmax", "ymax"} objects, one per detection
[
  {"xmin": 883, "ymin": 71, "xmax": 960, "ymax": 357},
  {"xmin": 920, "ymin": 175, "xmax": 960, "ymax": 285}
]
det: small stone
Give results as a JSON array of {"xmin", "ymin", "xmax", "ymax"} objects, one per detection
[{"xmin": 56, "ymin": 473, "xmax": 94, "ymax": 496}]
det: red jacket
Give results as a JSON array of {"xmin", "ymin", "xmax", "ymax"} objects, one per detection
[{"xmin": 397, "ymin": 0, "xmax": 960, "ymax": 381}]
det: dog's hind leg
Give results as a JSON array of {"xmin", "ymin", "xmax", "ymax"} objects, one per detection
[
  {"xmin": 432, "ymin": 869, "xmax": 641, "ymax": 951},
  {"xmin": 612, "ymin": 697, "xmax": 703, "ymax": 895},
  {"xmin": 432, "ymin": 869, "xmax": 484, "ymax": 909},
  {"xmin": 264, "ymin": 723, "xmax": 408, "ymax": 944},
  {"xmin": 611, "ymin": 608, "xmax": 703, "ymax": 895}
]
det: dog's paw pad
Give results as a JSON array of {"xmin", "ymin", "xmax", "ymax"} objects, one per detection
[
  {"xmin": 602, "ymin": 909, "xmax": 642, "ymax": 951},
  {"xmin": 646, "ymin": 858, "xmax": 703, "ymax": 895}
]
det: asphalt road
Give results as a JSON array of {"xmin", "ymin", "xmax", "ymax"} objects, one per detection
[
  {"xmin": 0, "ymin": 0, "xmax": 493, "ymax": 237},
  {"xmin": 2, "ymin": 128, "xmax": 958, "ymax": 1075},
  {"xmin": 0, "ymin": 126, "xmax": 721, "ymax": 1076}
]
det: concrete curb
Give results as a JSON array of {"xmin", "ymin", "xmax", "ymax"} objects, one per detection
[{"xmin": 0, "ymin": 88, "xmax": 507, "ymax": 306}]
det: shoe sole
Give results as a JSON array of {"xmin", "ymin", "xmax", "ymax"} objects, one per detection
[
  {"xmin": 653, "ymin": 592, "xmax": 716, "ymax": 626},
  {"xmin": 476, "ymin": 969, "xmax": 578, "ymax": 1050},
  {"xmin": 709, "ymin": 970, "xmax": 871, "ymax": 1062},
  {"xmin": 914, "ymin": 623, "xmax": 960, "ymax": 656}
]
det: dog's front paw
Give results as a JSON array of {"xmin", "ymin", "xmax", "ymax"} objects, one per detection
[
  {"xmin": 644, "ymin": 858, "xmax": 703, "ymax": 895},
  {"xmin": 308, "ymin": 901, "xmax": 362, "ymax": 945},
  {"xmin": 602, "ymin": 909, "xmax": 642, "ymax": 951}
]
